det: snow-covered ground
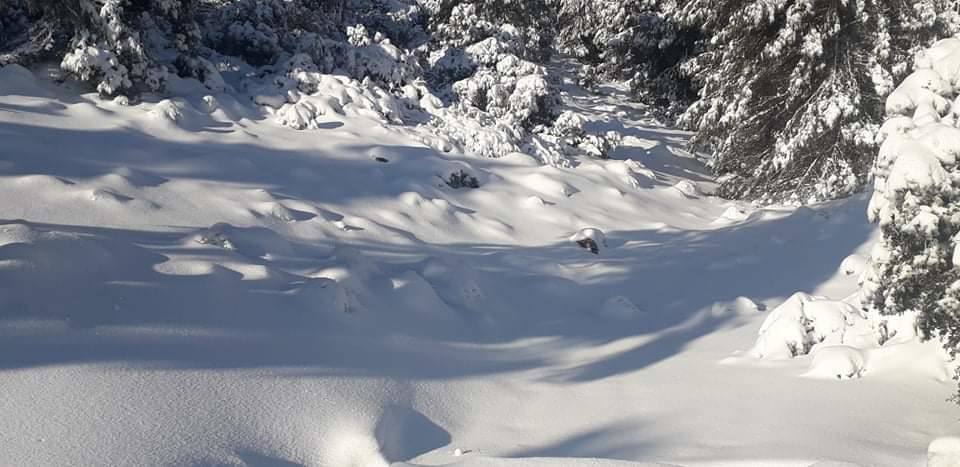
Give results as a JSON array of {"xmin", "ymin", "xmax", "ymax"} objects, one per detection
[{"xmin": 0, "ymin": 63, "xmax": 957, "ymax": 467}]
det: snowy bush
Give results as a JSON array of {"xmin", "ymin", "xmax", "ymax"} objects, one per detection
[
  {"xmin": 536, "ymin": 111, "xmax": 622, "ymax": 159},
  {"xmin": 752, "ymin": 293, "xmax": 876, "ymax": 360},
  {"xmin": 863, "ymin": 38, "xmax": 960, "ymax": 399},
  {"xmin": 444, "ymin": 170, "xmax": 479, "ymax": 189},
  {"xmin": 204, "ymin": 0, "xmax": 424, "ymax": 90}
]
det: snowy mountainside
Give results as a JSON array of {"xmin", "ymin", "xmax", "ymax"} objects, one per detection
[{"xmin": 0, "ymin": 63, "xmax": 957, "ymax": 467}]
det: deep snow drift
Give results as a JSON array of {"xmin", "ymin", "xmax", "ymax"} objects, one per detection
[{"xmin": 0, "ymin": 62, "xmax": 957, "ymax": 467}]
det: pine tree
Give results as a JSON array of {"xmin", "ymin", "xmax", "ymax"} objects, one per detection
[
  {"xmin": 420, "ymin": 0, "xmax": 561, "ymax": 130},
  {"xmin": 863, "ymin": 40, "xmax": 960, "ymax": 385},
  {"xmin": 422, "ymin": 0, "xmax": 555, "ymax": 63},
  {"xmin": 676, "ymin": 0, "xmax": 958, "ymax": 204}
]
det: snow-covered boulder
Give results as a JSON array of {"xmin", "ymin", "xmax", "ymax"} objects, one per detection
[{"xmin": 571, "ymin": 228, "xmax": 607, "ymax": 254}]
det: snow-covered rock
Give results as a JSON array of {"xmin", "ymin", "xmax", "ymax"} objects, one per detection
[{"xmin": 571, "ymin": 228, "xmax": 607, "ymax": 254}]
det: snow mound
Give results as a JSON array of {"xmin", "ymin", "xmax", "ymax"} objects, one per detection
[
  {"xmin": 711, "ymin": 296, "xmax": 761, "ymax": 317},
  {"xmin": 275, "ymin": 95, "xmax": 344, "ymax": 130},
  {"xmin": 374, "ymin": 405, "xmax": 451, "ymax": 463},
  {"xmin": 928, "ymin": 436, "xmax": 960, "ymax": 467},
  {"xmin": 714, "ymin": 205, "xmax": 751, "ymax": 224},
  {"xmin": 571, "ymin": 228, "xmax": 607, "ymax": 254},
  {"xmin": 805, "ymin": 345, "xmax": 866, "ymax": 379},
  {"xmin": 839, "ymin": 254, "xmax": 867, "ymax": 276},
  {"xmin": 322, "ymin": 432, "xmax": 389, "ymax": 467},
  {"xmin": 752, "ymin": 293, "xmax": 875, "ymax": 359},
  {"xmin": 524, "ymin": 172, "xmax": 579, "ymax": 198},
  {"xmin": 672, "ymin": 180, "xmax": 700, "ymax": 197},
  {"xmin": 421, "ymin": 258, "xmax": 488, "ymax": 312},
  {"xmin": 147, "ymin": 99, "xmax": 209, "ymax": 130},
  {"xmin": 269, "ymin": 71, "xmax": 403, "ymax": 129}
]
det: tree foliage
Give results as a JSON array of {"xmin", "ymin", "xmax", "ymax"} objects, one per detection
[{"xmin": 676, "ymin": 0, "xmax": 958, "ymax": 204}]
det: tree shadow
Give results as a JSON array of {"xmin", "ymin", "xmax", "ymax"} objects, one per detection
[{"xmin": 506, "ymin": 420, "xmax": 663, "ymax": 462}]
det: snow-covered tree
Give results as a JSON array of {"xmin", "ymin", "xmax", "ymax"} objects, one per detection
[
  {"xmin": 554, "ymin": 0, "xmax": 699, "ymax": 117},
  {"xmin": 415, "ymin": 0, "xmax": 576, "ymax": 161},
  {"xmin": 677, "ymin": 0, "xmax": 958, "ymax": 204},
  {"xmin": 422, "ymin": 0, "xmax": 555, "ymax": 63},
  {"xmin": 863, "ymin": 39, "xmax": 960, "ymax": 387},
  {"xmin": 202, "ymin": 0, "xmax": 425, "ymax": 89},
  {"xmin": 1, "ymin": 0, "xmax": 202, "ymax": 96}
]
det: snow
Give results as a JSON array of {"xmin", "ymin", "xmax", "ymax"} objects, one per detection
[
  {"xmin": 0, "ymin": 64, "xmax": 957, "ymax": 467},
  {"xmin": 805, "ymin": 346, "xmax": 866, "ymax": 380},
  {"xmin": 928, "ymin": 437, "xmax": 960, "ymax": 467}
]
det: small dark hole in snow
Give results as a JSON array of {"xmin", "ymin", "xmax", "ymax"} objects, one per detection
[{"xmin": 375, "ymin": 156, "xmax": 389, "ymax": 163}]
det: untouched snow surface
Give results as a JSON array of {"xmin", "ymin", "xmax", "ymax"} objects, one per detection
[{"xmin": 0, "ymin": 64, "xmax": 957, "ymax": 467}]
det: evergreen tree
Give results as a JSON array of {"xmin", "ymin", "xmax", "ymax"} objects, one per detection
[
  {"xmin": 420, "ymin": 0, "xmax": 561, "ymax": 131},
  {"xmin": 1, "ymin": 0, "xmax": 202, "ymax": 96},
  {"xmin": 676, "ymin": 0, "xmax": 958, "ymax": 204},
  {"xmin": 422, "ymin": 0, "xmax": 555, "ymax": 63},
  {"xmin": 863, "ymin": 41, "xmax": 960, "ymax": 388}
]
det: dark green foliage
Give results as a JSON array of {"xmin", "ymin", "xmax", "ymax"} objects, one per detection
[
  {"xmin": 676, "ymin": 0, "xmax": 958, "ymax": 204},
  {"xmin": 444, "ymin": 170, "xmax": 480, "ymax": 189}
]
